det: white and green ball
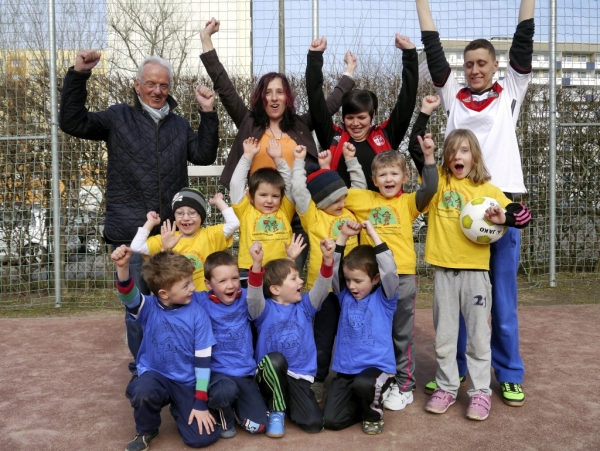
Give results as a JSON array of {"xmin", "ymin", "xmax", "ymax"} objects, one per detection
[{"xmin": 459, "ymin": 197, "xmax": 507, "ymax": 244}]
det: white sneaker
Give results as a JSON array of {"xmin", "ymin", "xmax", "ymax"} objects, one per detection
[{"xmin": 383, "ymin": 383, "xmax": 414, "ymax": 411}]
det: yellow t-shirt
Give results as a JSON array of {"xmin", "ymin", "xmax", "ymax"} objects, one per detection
[
  {"xmin": 425, "ymin": 167, "xmax": 512, "ymax": 270},
  {"xmin": 146, "ymin": 225, "xmax": 233, "ymax": 291},
  {"xmin": 345, "ymin": 188, "xmax": 424, "ymax": 274},
  {"xmin": 233, "ymin": 195, "xmax": 296, "ymax": 269},
  {"xmin": 249, "ymin": 134, "xmax": 298, "ymax": 175},
  {"xmin": 299, "ymin": 201, "xmax": 359, "ymax": 290}
]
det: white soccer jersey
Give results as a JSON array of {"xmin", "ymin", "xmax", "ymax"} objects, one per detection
[{"xmin": 437, "ymin": 66, "xmax": 531, "ymax": 194}]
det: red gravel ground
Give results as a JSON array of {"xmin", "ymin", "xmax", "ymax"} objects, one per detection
[{"xmin": 1, "ymin": 304, "xmax": 599, "ymax": 451}]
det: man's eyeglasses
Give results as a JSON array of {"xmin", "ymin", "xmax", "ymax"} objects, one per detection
[
  {"xmin": 138, "ymin": 80, "xmax": 170, "ymax": 92},
  {"xmin": 174, "ymin": 211, "xmax": 199, "ymax": 219}
]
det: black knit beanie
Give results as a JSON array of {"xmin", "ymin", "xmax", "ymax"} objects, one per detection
[
  {"xmin": 306, "ymin": 164, "xmax": 348, "ymax": 210},
  {"xmin": 171, "ymin": 188, "xmax": 207, "ymax": 223}
]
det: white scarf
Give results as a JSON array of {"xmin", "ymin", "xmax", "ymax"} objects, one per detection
[{"xmin": 138, "ymin": 95, "xmax": 170, "ymax": 123}]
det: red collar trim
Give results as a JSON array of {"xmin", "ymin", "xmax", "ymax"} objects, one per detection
[
  {"xmin": 208, "ymin": 290, "xmax": 242, "ymax": 304},
  {"xmin": 456, "ymin": 82, "xmax": 503, "ymax": 112}
]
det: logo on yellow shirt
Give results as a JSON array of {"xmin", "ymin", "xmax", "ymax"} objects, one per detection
[
  {"xmin": 183, "ymin": 252, "xmax": 204, "ymax": 270},
  {"xmin": 439, "ymin": 190, "xmax": 468, "ymax": 215},
  {"xmin": 369, "ymin": 206, "xmax": 399, "ymax": 226},
  {"xmin": 256, "ymin": 215, "xmax": 284, "ymax": 233}
]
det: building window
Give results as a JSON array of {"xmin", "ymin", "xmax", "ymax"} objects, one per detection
[
  {"xmin": 29, "ymin": 60, "xmax": 40, "ymax": 68},
  {"xmin": 576, "ymin": 71, "xmax": 587, "ymax": 79},
  {"xmin": 11, "ymin": 59, "xmax": 23, "ymax": 67},
  {"xmin": 563, "ymin": 71, "xmax": 572, "ymax": 78},
  {"xmin": 596, "ymin": 71, "xmax": 600, "ymax": 79},
  {"xmin": 577, "ymin": 55, "xmax": 587, "ymax": 63},
  {"xmin": 540, "ymin": 70, "xmax": 549, "ymax": 78},
  {"xmin": 536, "ymin": 54, "xmax": 549, "ymax": 61},
  {"xmin": 563, "ymin": 55, "xmax": 572, "ymax": 62},
  {"xmin": 596, "ymin": 54, "xmax": 600, "ymax": 63}
]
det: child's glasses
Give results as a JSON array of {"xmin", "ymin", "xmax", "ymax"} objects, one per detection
[{"xmin": 174, "ymin": 211, "xmax": 199, "ymax": 219}]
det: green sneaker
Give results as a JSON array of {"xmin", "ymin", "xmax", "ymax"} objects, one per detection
[
  {"xmin": 362, "ymin": 420, "xmax": 384, "ymax": 435},
  {"xmin": 424, "ymin": 376, "xmax": 467, "ymax": 395},
  {"xmin": 500, "ymin": 382, "xmax": 525, "ymax": 407}
]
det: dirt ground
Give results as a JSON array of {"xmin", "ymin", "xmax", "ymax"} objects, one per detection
[{"xmin": 1, "ymin": 304, "xmax": 599, "ymax": 451}]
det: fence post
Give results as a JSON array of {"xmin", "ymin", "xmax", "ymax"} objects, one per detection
[
  {"xmin": 547, "ymin": 0, "xmax": 557, "ymax": 287},
  {"xmin": 49, "ymin": 0, "xmax": 62, "ymax": 306},
  {"xmin": 279, "ymin": 0, "xmax": 285, "ymax": 73}
]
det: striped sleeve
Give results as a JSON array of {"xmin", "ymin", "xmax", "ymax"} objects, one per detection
[
  {"xmin": 116, "ymin": 277, "xmax": 143, "ymax": 316},
  {"xmin": 504, "ymin": 203, "xmax": 532, "ymax": 229},
  {"xmin": 193, "ymin": 346, "xmax": 212, "ymax": 410}
]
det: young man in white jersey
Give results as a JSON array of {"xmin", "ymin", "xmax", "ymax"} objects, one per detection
[{"xmin": 416, "ymin": 0, "xmax": 536, "ymax": 407}]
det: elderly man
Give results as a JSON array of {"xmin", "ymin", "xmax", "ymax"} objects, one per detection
[{"xmin": 59, "ymin": 51, "xmax": 219, "ymax": 376}]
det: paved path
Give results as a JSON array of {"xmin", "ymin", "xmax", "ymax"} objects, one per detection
[{"xmin": 1, "ymin": 305, "xmax": 599, "ymax": 451}]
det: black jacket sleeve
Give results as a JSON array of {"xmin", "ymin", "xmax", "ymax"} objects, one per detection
[
  {"xmin": 306, "ymin": 50, "xmax": 337, "ymax": 150},
  {"xmin": 187, "ymin": 110, "xmax": 219, "ymax": 165},
  {"xmin": 59, "ymin": 68, "xmax": 113, "ymax": 140},
  {"xmin": 383, "ymin": 48, "xmax": 419, "ymax": 149},
  {"xmin": 421, "ymin": 31, "xmax": 452, "ymax": 87},
  {"xmin": 509, "ymin": 18, "xmax": 535, "ymax": 74}
]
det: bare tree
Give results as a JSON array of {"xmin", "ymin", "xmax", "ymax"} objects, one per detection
[{"xmin": 106, "ymin": 0, "xmax": 195, "ymax": 84}]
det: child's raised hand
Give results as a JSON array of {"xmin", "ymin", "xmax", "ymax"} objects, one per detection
[
  {"xmin": 340, "ymin": 219, "xmax": 362, "ymax": 237},
  {"xmin": 417, "ymin": 133, "xmax": 436, "ymax": 159},
  {"xmin": 266, "ymin": 137, "xmax": 283, "ymax": 162},
  {"xmin": 484, "ymin": 205, "xmax": 506, "ymax": 225},
  {"xmin": 285, "ymin": 233, "xmax": 307, "ymax": 261},
  {"xmin": 395, "ymin": 34, "xmax": 415, "ymax": 50},
  {"xmin": 421, "ymin": 95, "xmax": 441, "ymax": 115},
  {"xmin": 318, "ymin": 150, "xmax": 332, "ymax": 169},
  {"xmin": 320, "ymin": 238, "xmax": 335, "ymax": 263},
  {"xmin": 146, "ymin": 211, "xmax": 161, "ymax": 227},
  {"xmin": 309, "ymin": 37, "xmax": 327, "ymax": 52},
  {"xmin": 250, "ymin": 241, "xmax": 264, "ymax": 263},
  {"xmin": 111, "ymin": 245, "xmax": 132, "ymax": 267},
  {"xmin": 343, "ymin": 50, "xmax": 357, "ymax": 75},
  {"xmin": 209, "ymin": 192, "xmax": 227, "ymax": 211},
  {"xmin": 361, "ymin": 220, "xmax": 376, "ymax": 235},
  {"xmin": 342, "ymin": 142, "xmax": 356, "ymax": 161},
  {"xmin": 293, "ymin": 145, "xmax": 307, "ymax": 161},
  {"xmin": 161, "ymin": 219, "xmax": 181, "ymax": 250},
  {"xmin": 242, "ymin": 137, "xmax": 260, "ymax": 160}
]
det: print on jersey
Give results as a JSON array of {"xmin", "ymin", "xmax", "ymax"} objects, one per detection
[
  {"xmin": 212, "ymin": 311, "xmax": 250, "ymax": 353},
  {"xmin": 339, "ymin": 301, "xmax": 374, "ymax": 346},
  {"xmin": 151, "ymin": 321, "xmax": 192, "ymax": 366},
  {"xmin": 266, "ymin": 320, "xmax": 306, "ymax": 360}
]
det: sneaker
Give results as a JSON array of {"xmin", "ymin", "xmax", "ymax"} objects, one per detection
[
  {"xmin": 425, "ymin": 389, "xmax": 456, "ymax": 414},
  {"xmin": 362, "ymin": 420, "xmax": 384, "ymax": 435},
  {"xmin": 466, "ymin": 391, "xmax": 491, "ymax": 421},
  {"xmin": 266, "ymin": 411, "xmax": 285, "ymax": 438},
  {"xmin": 424, "ymin": 376, "xmax": 467, "ymax": 395},
  {"xmin": 125, "ymin": 431, "xmax": 159, "ymax": 451},
  {"xmin": 383, "ymin": 383, "xmax": 414, "ymax": 411},
  {"xmin": 311, "ymin": 381, "xmax": 324, "ymax": 403},
  {"xmin": 221, "ymin": 425, "xmax": 237, "ymax": 439},
  {"xmin": 500, "ymin": 382, "xmax": 525, "ymax": 407}
]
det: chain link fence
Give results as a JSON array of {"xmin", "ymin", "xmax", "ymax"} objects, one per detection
[{"xmin": 1, "ymin": 0, "xmax": 599, "ymax": 309}]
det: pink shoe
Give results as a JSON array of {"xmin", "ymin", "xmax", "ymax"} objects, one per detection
[
  {"xmin": 466, "ymin": 391, "xmax": 491, "ymax": 421},
  {"xmin": 425, "ymin": 388, "xmax": 456, "ymax": 414}
]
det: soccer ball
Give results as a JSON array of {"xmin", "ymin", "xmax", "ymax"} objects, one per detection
[{"xmin": 459, "ymin": 197, "xmax": 507, "ymax": 244}]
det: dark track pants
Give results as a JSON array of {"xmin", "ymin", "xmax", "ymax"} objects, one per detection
[
  {"xmin": 314, "ymin": 293, "xmax": 340, "ymax": 382},
  {"xmin": 208, "ymin": 372, "xmax": 267, "ymax": 434},
  {"xmin": 323, "ymin": 367, "xmax": 394, "ymax": 430},
  {"xmin": 256, "ymin": 352, "xmax": 323, "ymax": 433},
  {"xmin": 126, "ymin": 370, "xmax": 221, "ymax": 448}
]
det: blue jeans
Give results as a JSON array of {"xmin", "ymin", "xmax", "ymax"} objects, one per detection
[{"xmin": 121, "ymin": 247, "xmax": 150, "ymax": 376}]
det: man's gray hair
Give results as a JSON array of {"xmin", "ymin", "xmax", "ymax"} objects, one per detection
[{"xmin": 136, "ymin": 56, "xmax": 173, "ymax": 87}]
